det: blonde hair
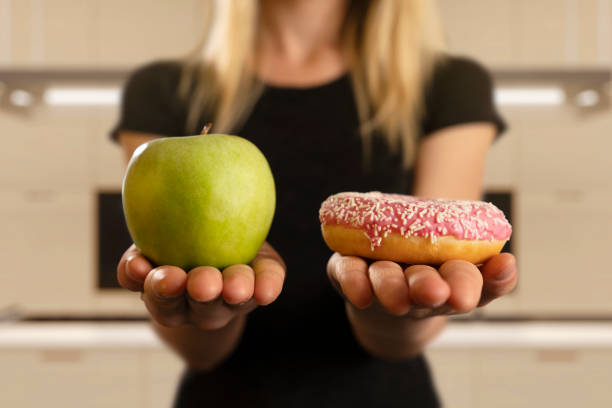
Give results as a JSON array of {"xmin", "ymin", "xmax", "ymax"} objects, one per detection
[{"xmin": 181, "ymin": 0, "xmax": 446, "ymax": 166}]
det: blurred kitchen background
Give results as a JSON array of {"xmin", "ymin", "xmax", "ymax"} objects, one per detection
[{"xmin": 1, "ymin": 0, "xmax": 612, "ymax": 407}]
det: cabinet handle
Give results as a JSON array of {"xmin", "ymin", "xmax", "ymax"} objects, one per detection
[
  {"xmin": 41, "ymin": 349, "xmax": 82, "ymax": 363},
  {"xmin": 536, "ymin": 349, "xmax": 578, "ymax": 363},
  {"xmin": 23, "ymin": 191, "xmax": 57, "ymax": 202}
]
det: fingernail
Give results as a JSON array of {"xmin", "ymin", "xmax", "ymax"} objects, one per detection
[
  {"xmin": 151, "ymin": 269, "xmax": 170, "ymax": 298},
  {"xmin": 126, "ymin": 255, "xmax": 146, "ymax": 280},
  {"xmin": 495, "ymin": 266, "xmax": 514, "ymax": 281}
]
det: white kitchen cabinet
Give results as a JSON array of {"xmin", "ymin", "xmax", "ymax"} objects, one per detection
[
  {"xmin": 516, "ymin": 191, "xmax": 612, "ymax": 315},
  {"xmin": 6, "ymin": 0, "xmax": 32, "ymax": 65},
  {"xmin": 0, "ymin": 191, "xmax": 93, "ymax": 313},
  {"xmin": 4, "ymin": 0, "xmax": 95, "ymax": 67},
  {"xmin": 0, "ymin": 189, "xmax": 147, "ymax": 315},
  {"xmin": 472, "ymin": 349, "xmax": 612, "ymax": 407},
  {"xmin": 576, "ymin": 0, "xmax": 604, "ymax": 65},
  {"xmin": 88, "ymin": 109, "xmax": 125, "ymax": 190},
  {"xmin": 426, "ymin": 350, "xmax": 474, "ymax": 408},
  {"xmin": 481, "ymin": 190, "xmax": 612, "ymax": 317},
  {"xmin": 144, "ymin": 349, "xmax": 184, "ymax": 408},
  {"xmin": 35, "ymin": 0, "xmax": 96, "ymax": 66},
  {"xmin": 0, "ymin": 109, "xmax": 91, "ymax": 191},
  {"xmin": 482, "ymin": 122, "xmax": 520, "ymax": 190},
  {"xmin": 514, "ymin": 0, "xmax": 568, "ymax": 67},
  {"xmin": 4, "ymin": 0, "xmax": 202, "ymax": 67},
  {"xmin": 428, "ymin": 347, "xmax": 612, "ymax": 408},
  {"xmin": 92, "ymin": 0, "xmax": 202, "ymax": 67},
  {"xmin": 0, "ymin": 349, "xmax": 145, "ymax": 407},
  {"xmin": 516, "ymin": 108, "xmax": 612, "ymax": 192},
  {"xmin": 438, "ymin": 0, "xmax": 517, "ymax": 67},
  {"xmin": 439, "ymin": 0, "xmax": 612, "ymax": 67}
]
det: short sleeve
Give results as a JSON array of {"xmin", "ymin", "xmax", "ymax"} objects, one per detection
[
  {"xmin": 421, "ymin": 56, "xmax": 506, "ymax": 138},
  {"xmin": 110, "ymin": 60, "xmax": 187, "ymax": 141}
]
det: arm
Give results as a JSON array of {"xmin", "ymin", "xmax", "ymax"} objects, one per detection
[
  {"xmin": 330, "ymin": 123, "xmax": 517, "ymax": 360},
  {"xmin": 117, "ymin": 132, "xmax": 286, "ymax": 370}
]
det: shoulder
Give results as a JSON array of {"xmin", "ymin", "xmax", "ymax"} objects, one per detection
[
  {"xmin": 127, "ymin": 60, "xmax": 183, "ymax": 83},
  {"xmin": 112, "ymin": 60, "xmax": 190, "ymax": 140},
  {"xmin": 422, "ymin": 55, "xmax": 505, "ymax": 136},
  {"xmin": 428, "ymin": 55, "xmax": 494, "ymax": 95},
  {"xmin": 124, "ymin": 60, "xmax": 184, "ymax": 97}
]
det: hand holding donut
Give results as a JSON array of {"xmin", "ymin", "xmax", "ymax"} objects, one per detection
[
  {"xmin": 327, "ymin": 252, "xmax": 517, "ymax": 319},
  {"xmin": 321, "ymin": 192, "xmax": 517, "ymax": 318}
]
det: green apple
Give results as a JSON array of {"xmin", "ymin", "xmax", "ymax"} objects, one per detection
[{"xmin": 122, "ymin": 133, "xmax": 276, "ymax": 270}]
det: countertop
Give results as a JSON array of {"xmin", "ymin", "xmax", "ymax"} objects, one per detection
[{"xmin": 1, "ymin": 321, "xmax": 612, "ymax": 349}]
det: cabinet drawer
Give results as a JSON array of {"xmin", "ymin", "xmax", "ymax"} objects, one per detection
[
  {"xmin": 473, "ymin": 349, "xmax": 612, "ymax": 408},
  {"xmin": 438, "ymin": 0, "xmax": 516, "ymax": 66},
  {"xmin": 426, "ymin": 350, "xmax": 474, "ymax": 408},
  {"xmin": 144, "ymin": 350, "xmax": 184, "ymax": 408},
  {"xmin": 0, "ymin": 191, "xmax": 92, "ymax": 312},
  {"xmin": 93, "ymin": 0, "xmax": 200, "ymax": 66},
  {"xmin": 0, "ymin": 349, "xmax": 143, "ymax": 407},
  {"xmin": 90, "ymin": 111, "xmax": 125, "ymax": 189},
  {"xmin": 517, "ymin": 109, "xmax": 612, "ymax": 192},
  {"xmin": 0, "ymin": 110, "xmax": 91, "ymax": 191},
  {"xmin": 483, "ymin": 127, "xmax": 519, "ymax": 189},
  {"xmin": 515, "ymin": 192, "xmax": 612, "ymax": 315}
]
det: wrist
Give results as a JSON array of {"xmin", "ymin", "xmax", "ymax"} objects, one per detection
[
  {"xmin": 152, "ymin": 314, "xmax": 247, "ymax": 372},
  {"xmin": 345, "ymin": 302, "xmax": 446, "ymax": 360}
]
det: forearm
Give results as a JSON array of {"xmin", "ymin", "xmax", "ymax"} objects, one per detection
[
  {"xmin": 346, "ymin": 304, "xmax": 446, "ymax": 360},
  {"xmin": 152, "ymin": 315, "xmax": 246, "ymax": 371}
]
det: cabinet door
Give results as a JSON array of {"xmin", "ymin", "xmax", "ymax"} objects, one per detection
[
  {"xmin": 93, "ymin": 0, "xmax": 201, "ymax": 66},
  {"xmin": 439, "ymin": 0, "xmax": 610, "ymax": 68},
  {"xmin": 0, "ymin": 110, "xmax": 91, "ymax": 191},
  {"xmin": 515, "ymin": 192, "xmax": 612, "ymax": 315},
  {"xmin": 426, "ymin": 350, "xmax": 475, "ymax": 408},
  {"xmin": 0, "ymin": 190, "xmax": 147, "ymax": 315},
  {"xmin": 0, "ymin": 349, "xmax": 143, "ymax": 407},
  {"xmin": 89, "ymin": 110, "xmax": 125, "ymax": 190},
  {"xmin": 438, "ymin": 0, "xmax": 516, "ymax": 66},
  {"xmin": 0, "ymin": 191, "xmax": 92, "ymax": 313},
  {"xmin": 517, "ymin": 109, "xmax": 612, "ymax": 192},
  {"xmin": 144, "ymin": 349, "xmax": 184, "ymax": 408},
  {"xmin": 473, "ymin": 349, "xmax": 612, "ymax": 408},
  {"xmin": 482, "ymin": 121, "xmax": 520, "ymax": 190},
  {"xmin": 37, "ymin": 0, "xmax": 96, "ymax": 66}
]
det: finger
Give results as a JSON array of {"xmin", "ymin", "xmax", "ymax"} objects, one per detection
[
  {"xmin": 187, "ymin": 266, "xmax": 223, "ymax": 302},
  {"xmin": 255, "ymin": 242, "xmax": 286, "ymax": 269},
  {"xmin": 327, "ymin": 253, "xmax": 372, "ymax": 309},
  {"xmin": 116, "ymin": 245, "xmax": 146, "ymax": 291},
  {"xmin": 439, "ymin": 260, "xmax": 483, "ymax": 313},
  {"xmin": 479, "ymin": 253, "xmax": 518, "ymax": 306},
  {"xmin": 368, "ymin": 261, "xmax": 411, "ymax": 316},
  {"xmin": 126, "ymin": 252, "xmax": 152, "ymax": 282},
  {"xmin": 404, "ymin": 265, "xmax": 451, "ymax": 308},
  {"xmin": 186, "ymin": 297, "xmax": 235, "ymax": 330},
  {"xmin": 222, "ymin": 264, "xmax": 255, "ymax": 305},
  {"xmin": 252, "ymin": 257, "xmax": 285, "ymax": 305},
  {"xmin": 143, "ymin": 266, "xmax": 188, "ymax": 327},
  {"xmin": 186, "ymin": 267, "xmax": 252, "ymax": 330}
]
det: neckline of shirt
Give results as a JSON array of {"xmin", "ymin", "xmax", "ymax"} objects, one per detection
[{"xmin": 261, "ymin": 72, "xmax": 350, "ymax": 94}]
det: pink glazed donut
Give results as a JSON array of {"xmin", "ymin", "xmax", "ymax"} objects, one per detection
[{"xmin": 319, "ymin": 192, "xmax": 512, "ymax": 265}]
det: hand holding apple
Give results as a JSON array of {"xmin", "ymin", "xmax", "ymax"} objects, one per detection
[{"xmin": 117, "ymin": 242, "xmax": 286, "ymax": 329}]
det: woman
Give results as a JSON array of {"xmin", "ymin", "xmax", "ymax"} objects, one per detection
[{"xmin": 114, "ymin": 1, "xmax": 518, "ymax": 407}]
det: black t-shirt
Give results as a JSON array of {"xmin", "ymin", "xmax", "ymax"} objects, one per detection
[{"xmin": 112, "ymin": 57, "xmax": 505, "ymax": 408}]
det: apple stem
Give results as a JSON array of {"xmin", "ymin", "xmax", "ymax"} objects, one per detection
[{"xmin": 201, "ymin": 123, "xmax": 213, "ymax": 135}]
